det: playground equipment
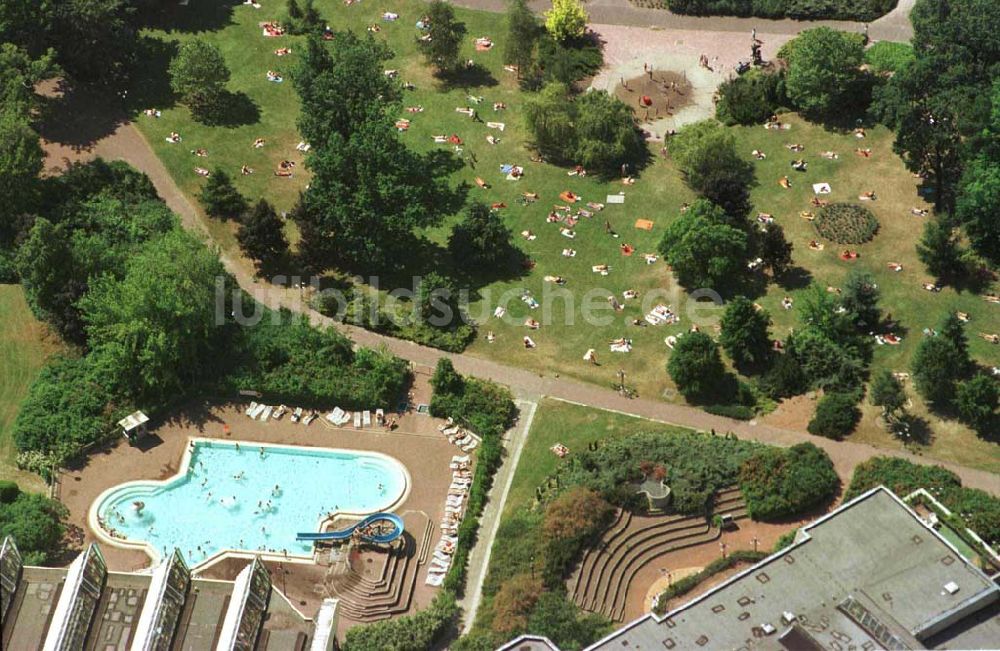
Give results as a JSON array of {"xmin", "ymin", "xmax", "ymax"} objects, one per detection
[{"xmin": 296, "ymin": 512, "xmax": 404, "ymax": 544}]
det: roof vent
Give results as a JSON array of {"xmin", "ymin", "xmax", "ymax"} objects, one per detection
[
  {"xmin": 761, "ymin": 623, "xmax": 777, "ymax": 635},
  {"xmin": 781, "ymin": 611, "xmax": 797, "ymax": 625},
  {"xmin": 943, "ymin": 581, "xmax": 959, "ymax": 595}
]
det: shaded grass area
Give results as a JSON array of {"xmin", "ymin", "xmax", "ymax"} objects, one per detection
[
  {"xmin": 0, "ymin": 286, "xmax": 62, "ymax": 492},
  {"xmin": 128, "ymin": 0, "xmax": 998, "ymax": 468}
]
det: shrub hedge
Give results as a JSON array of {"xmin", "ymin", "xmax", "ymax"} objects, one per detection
[
  {"xmin": 651, "ymin": 550, "xmax": 767, "ymax": 615},
  {"xmin": 808, "ymin": 392, "xmax": 861, "ymax": 439},
  {"xmin": 815, "ymin": 203, "xmax": 879, "ymax": 244},
  {"xmin": 739, "ymin": 443, "xmax": 839, "ymax": 520},
  {"xmin": 665, "ymin": 0, "xmax": 896, "ymax": 22}
]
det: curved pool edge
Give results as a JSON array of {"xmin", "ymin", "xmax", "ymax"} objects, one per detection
[{"xmin": 87, "ymin": 436, "xmax": 413, "ymax": 571}]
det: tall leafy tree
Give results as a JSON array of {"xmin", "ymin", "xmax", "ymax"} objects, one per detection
[
  {"xmin": 956, "ymin": 374, "xmax": 998, "ymax": 433},
  {"xmin": 870, "ymin": 368, "xmax": 907, "ymax": 418},
  {"xmin": 79, "ymin": 230, "xmax": 231, "ymax": 402},
  {"xmin": 504, "ymin": 0, "xmax": 539, "ymax": 77},
  {"xmin": 523, "ymin": 82, "xmax": 575, "ymax": 160},
  {"xmin": 199, "ymin": 167, "xmax": 247, "ymax": 220},
  {"xmin": 756, "ymin": 223, "xmax": 793, "ymax": 277},
  {"xmin": 955, "ymin": 157, "xmax": 1000, "ymax": 264},
  {"xmin": 912, "ymin": 336, "xmax": 964, "ymax": 407},
  {"xmin": 419, "ymin": 0, "xmax": 466, "ymax": 75},
  {"xmin": 169, "ymin": 39, "xmax": 231, "ymax": 118},
  {"xmin": 573, "ymin": 90, "xmax": 644, "ymax": 176},
  {"xmin": 841, "ymin": 270, "xmax": 881, "ymax": 331},
  {"xmin": 0, "ymin": 44, "xmax": 60, "ymax": 116},
  {"xmin": 667, "ymin": 331, "xmax": 729, "ymax": 402},
  {"xmin": 292, "ymin": 32, "xmax": 400, "ymax": 146},
  {"xmin": 544, "ymin": 0, "xmax": 587, "ymax": 43},
  {"xmin": 295, "ymin": 118, "xmax": 458, "ymax": 272},
  {"xmin": 782, "ymin": 27, "xmax": 864, "ymax": 116},
  {"xmin": 916, "ymin": 218, "xmax": 964, "ymax": 280},
  {"xmin": 669, "ymin": 120, "xmax": 756, "ymax": 220},
  {"xmin": 53, "ymin": 0, "xmax": 138, "ymax": 86},
  {"xmin": 448, "ymin": 202, "xmax": 519, "ymax": 269},
  {"xmin": 237, "ymin": 200, "xmax": 288, "ymax": 270},
  {"xmin": 0, "ymin": 109, "xmax": 45, "ymax": 230},
  {"xmin": 719, "ymin": 297, "xmax": 771, "ymax": 367},
  {"xmin": 657, "ymin": 199, "xmax": 748, "ymax": 290}
]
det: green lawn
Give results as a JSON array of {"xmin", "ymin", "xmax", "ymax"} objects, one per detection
[
  {"xmin": 506, "ymin": 399, "xmax": 693, "ymax": 514},
  {"xmin": 0, "ymin": 285, "xmax": 61, "ymax": 492},
  {"xmin": 130, "ymin": 0, "xmax": 998, "ymax": 469}
]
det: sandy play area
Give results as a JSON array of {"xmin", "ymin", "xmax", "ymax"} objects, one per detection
[{"xmin": 590, "ymin": 23, "xmax": 793, "ymax": 137}]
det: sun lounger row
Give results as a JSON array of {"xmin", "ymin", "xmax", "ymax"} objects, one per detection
[
  {"xmin": 245, "ymin": 402, "xmax": 317, "ymax": 425},
  {"xmin": 324, "ymin": 407, "xmax": 385, "ymax": 428},
  {"xmin": 427, "ymin": 456, "xmax": 474, "ymax": 586},
  {"xmin": 438, "ymin": 420, "xmax": 480, "ymax": 452}
]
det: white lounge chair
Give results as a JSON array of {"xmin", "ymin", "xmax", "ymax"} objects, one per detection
[
  {"xmin": 425, "ymin": 572, "xmax": 445, "ymax": 586},
  {"xmin": 260, "ymin": 406, "xmax": 273, "ymax": 421},
  {"xmin": 353, "ymin": 411, "xmax": 362, "ymax": 428},
  {"xmin": 291, "ymin": 407, "xmax": 303, "ymax": 423},
  {"xmin": 245, "ymin": 401, "xmax": 259, "ymax": 417},
  {"xmin": 250, "ymin": 403, "xmax": 267, "ymax": 419},
  {"xmin": 362, "ymin": 410, "xmax": 372, "ymax": 427}
]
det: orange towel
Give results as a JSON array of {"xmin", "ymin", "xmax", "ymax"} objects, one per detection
[{"xmin": 634, "ymin": 219, "xmax": 654, "ymax": 231}]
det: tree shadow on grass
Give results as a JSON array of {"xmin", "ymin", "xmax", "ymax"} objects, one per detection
[
  {"xmin": 125, "ymin": 36, "xmax": 179, "ymax": 113},
  {"xmin": 436, "ymin": 63, "xmax": 498, "ymax": 91},
  {"xmin": 776, "ymin": 265, "xmax": 814, "ymax": 291},
  {"xmin": 200, "ymin": 90, "xmax": 261, "ymax": 127},
  {"xmin": 138, "ymin": 0, "xmax": 238, "ymax": 34}
]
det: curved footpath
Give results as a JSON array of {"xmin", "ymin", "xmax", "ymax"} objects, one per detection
[
  {"xmin": 74, "ymin": 121, "xmax": 998, "ymax": 496},
  {"xmin": 451, "ymin": 0, "xmax": 916, "ymax": 42}
]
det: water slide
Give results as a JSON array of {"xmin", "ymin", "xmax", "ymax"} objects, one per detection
[{"xmin": 296, "ymin": 512, "xmax": 404, "ymax": 544}]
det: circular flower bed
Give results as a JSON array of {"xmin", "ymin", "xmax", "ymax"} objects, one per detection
[{"xmin": 815, "ymin": 203, "xmax": 879, "ymax": 244}]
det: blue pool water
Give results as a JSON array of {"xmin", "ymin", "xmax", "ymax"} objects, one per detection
[{"xmin": 96, "ymin": 440, "xmax": 407, "ymax": 563}]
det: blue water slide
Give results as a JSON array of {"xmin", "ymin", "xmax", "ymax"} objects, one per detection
[{"xmin": 296, "ymin": 512, "xmax": 404, "ymax": 543}]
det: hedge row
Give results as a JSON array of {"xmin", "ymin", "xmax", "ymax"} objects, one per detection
[
  {"xmin": 651, "ymin": 550, "xmax": 767, "ymax": 615},
  {"xmin": 665, "ymin": 0, "xmax": 896, "ymax": 22}
]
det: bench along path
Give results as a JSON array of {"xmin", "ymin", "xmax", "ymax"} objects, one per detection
[{"xmin": 71, "ymin": 120, "xmax": 999, "ymax": 499}]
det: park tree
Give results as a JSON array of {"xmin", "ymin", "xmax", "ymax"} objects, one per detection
[
  {"xmin": 808, "ymin": 392, "xmax": 861, "ymax": 439},
  {"xmin": 15, "ymin": 218, "xmax": 87, "ymax": 343},
  {"xmin": 667, "ymin": 331, "xmax": 729, "ymax": 402},
  {"xmin": 955, "ymin": 374, "xmax": 998, "ymax": 433},
  {"xmin": 0, "ymin": 44, "xmax": 60, "ymax": 116},
  {"xmin": 658, "ymin": 199, "xmax": 749, "ymax": 290},
  {"xmin": 52, "ymin": 0, "xmax": 138, "ymax": 86},
  {"xmin": 419, "ymin": 0, "xmax": 467, "ymax": 75},
  {"xmin": 199, "ymin": 168, "xmax": 247, "ymax": 220},
  {"xmin": 293, "ymin": 32, "xmax": 400, "ymax": 146},
  {"xmin": 669, "ymin": 120, "xmax": 756, "ymax": 220},
  {"xmin": 841, "ymin": 270, "xmax": 881, "ymax": 330},
  {"xmin": 940, "ymin": 313, "xmax": 972, "ymax": 372},
  {"xmin": 523, "ymin": 82, "xmax": 575, "ymax": 161},
  {"xmin": 955, "ymin": 157, "xmax": 1000, "ymax": 264},
  {"xmin": 790, "ymin": 326, "xmax": 863, "ymax": 391},
  {"xmin": 504, "ymin": 0, "xmax": 539, "ymax": 77},
  {"xmin": 448, "ymin": 202, "xmax": 519, "ymax": 269},
  {"xmin": 237, "ymin": 200, "xmax": 288, "ymax": 271},
  {"xmin": 0, "ymin": 491, "xmax": 67, "ymax": 565},
  {"xmin": 415, "ymin": 272, "xmax": 460, "ymax": 325},
  {"xmin": 912, "ymin": 336, "xmax": 964, "ymax": 407},
  {"xmin": 169, "ymin": 39, "xmax": 231, "ymax": 119},
  {"xmin": 544, "ymin": 0, "xmax": 587, "ymax": 43},
  {"xmin": 869, "ymin": 368, "xmax": 906, "ymax": 418},
  {"xmin": 756, "ymin": 223, "xmax": 793, "ymax": 277},
  {"xmin": 79, "ymin": 230, "xmax": 231, "ymax": 402},
  {"xmin": 295, "ymin": 117, "xmax": 459, "ymax": 272},
  {"xmin": 719, "ymin": 297, "xmax": 771, "ymax": 368},
  {"xmin": 917, "ymin": 218, "xmax": 965, "ymax": 280},
  {"xmin": 573, "ymin": 90, "xmax": 644, "ymax": 176},
  {"xmin": 0, "ymin": 0, "xmax": 55, "ymax": 56},
  {"xmin": 0, "ymin": 109, "xmax": 44, "ymax": 228},
  {"xmin": 782, "ymin": 27, "xmax": 864, "ymax": 116}
]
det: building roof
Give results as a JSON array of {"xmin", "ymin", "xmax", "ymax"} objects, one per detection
[
  {"xmin": 117, "ymin": 410, "xmax": 149, "ymax": 433},
  {"xmin": 580, "ymin": 486, "xmax": 1000, "ymax": 651},
  {"xmin": 498, "ymin": 634, "xmax": 563, "ymax": 651},
  {"xmin": 1, "ymin": 538, "xmax": 331, "ymax": 651}
]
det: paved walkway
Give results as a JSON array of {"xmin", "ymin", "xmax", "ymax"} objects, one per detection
[
  {"xmin": 55, "ymin": 119, "xmax": 997, "ymax": 498},
  {"xmin": 452, "ymin": 0, "xmax": 915, "ymax": 42}
]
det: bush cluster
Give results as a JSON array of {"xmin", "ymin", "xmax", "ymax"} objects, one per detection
[
  {"xmin": 665, "ymin": 0, "xmax": 896, "ymax": 22},
  {"xmin": 808, "ymin": 392, "xmax": 862, "ymax": 439},
  {"xmin": 0, "ymin": 484, "xmax": 67, "ymax": 565},
  {"xmin": 815, "ymin": 203, "xmax": 880, "ymax": 244},
  {"xmin": 739, "ymin": 443, "xmax": 839, "ymax": 520},
  {"xmin": 715, "ymin": 71, "xmax": 788, "ymax": 126}
]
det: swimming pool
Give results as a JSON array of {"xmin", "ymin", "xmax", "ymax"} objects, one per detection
[{"xmin": 90, "ymin": 439, "xmax": 409, "ymax": 565}]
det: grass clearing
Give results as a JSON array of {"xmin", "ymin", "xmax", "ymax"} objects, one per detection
[
  {"xmin": 0, "ymin": 285, "xmax": 62, "ymax": 492},
  {"xmin": 130, "ymin": 0, "xmax": 998, "ymax": 469}
]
